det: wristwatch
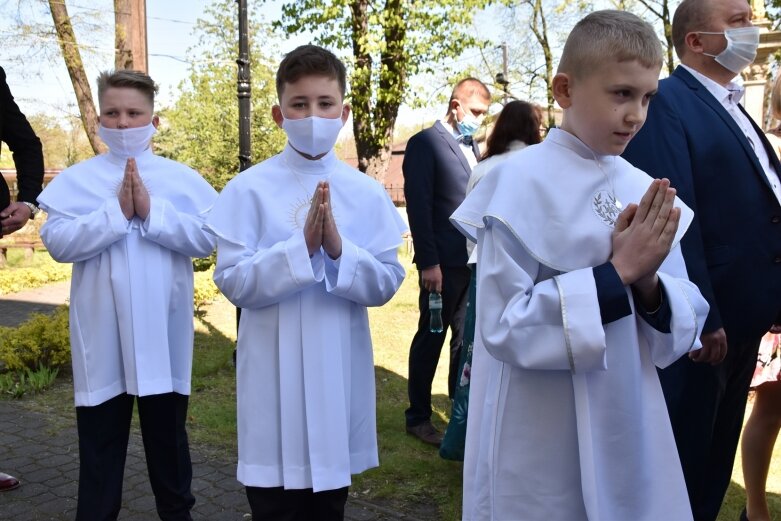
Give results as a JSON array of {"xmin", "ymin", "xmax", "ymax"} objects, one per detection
[{"xmin": 21, "ymin": 201, "xmax": 40, "ymax": 219}]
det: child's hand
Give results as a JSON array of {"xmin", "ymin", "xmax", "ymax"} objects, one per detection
[
  {"xmin": 610, "ymin": 178, "xmax": 680, "ymax": 287},
  {"xmin": 119, "ymin": 159, "xmax": 135, "ymax": 220},
  {"xmin": 321, "ymin": 182, "xmax": 342, "ymax": 260},
  {"xmin": 128, "ymin": 159, "xmax": 150, "ymax": 220},
  {"xmin": 304, "ymin": 182, "xmax": 325, "ymax": 256}
]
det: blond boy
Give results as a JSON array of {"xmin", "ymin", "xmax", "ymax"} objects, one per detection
[
  {"xmin": 452, "ymin": 11, "xmax": 709, "ymax": 520},
  {"xmin": 38, "ymin": 70, "xmax": 217, "ymax": 521}
]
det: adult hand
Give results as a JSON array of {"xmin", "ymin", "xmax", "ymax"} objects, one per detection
[
  {"xmin": 118, "ymin": 159, "xmax": 135, "ymax": 220},
  {"xmin": 690, "ymin": 327, "xmax": 728, "ymax": 365},
  {"xmin": 611, "ymin": 178, "xmax": 680, "ymax": 287},
  {"xmin": 0, "ymin": 202, "xmax": 32, "ymax": 236},
  {"xmin": 421, "ymin": 265, "xmax": 443, "ymax": 294},
  {"xmin": 304, "ymin": 182, "xmax": 324, "ymax": 256},
  {"xmin": 321, "ymin": 182, "xmax": 342, "ymax": 260},
  {"xmin": 128, "ymin": 159, "xmax": 150, "ymax": 220}
]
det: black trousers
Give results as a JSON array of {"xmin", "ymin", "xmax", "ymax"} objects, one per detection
[
  {"xmin": 246, "ymin": 486, "xmax": 349, "ymax": 521},
  {"xmin": 405, "ymin": 265, "xmax": 471, "ymax": 427},
  {"xmin": 75, "ymin": 392, "xmax": 195, "ymax": 521},
  {"xmin": 659, "ymin": 336, "xmax": 762, "ymax": 521}
]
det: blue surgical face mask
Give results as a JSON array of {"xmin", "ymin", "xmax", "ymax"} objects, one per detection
[
  {"xmin": 455, "ymin": 102, "xmax": 483, "ymax": 137},
  {"xmin": 701, "ymin": 26, "xmax": 760, "ymax": 74}
]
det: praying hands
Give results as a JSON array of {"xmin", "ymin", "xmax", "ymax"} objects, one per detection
[
  {"xmin": 304, "ymin": 180, "xmax": 342, "ymax": 259},
  {"xmin": 118, "ymin": 158, "xmax": 151, "ymax": 221}
]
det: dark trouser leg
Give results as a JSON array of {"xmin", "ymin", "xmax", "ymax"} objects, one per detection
[
  {"xmin": 137, "ymin": 392, "xmax": 195, "ymax": 521},
  {"xmin": 659, "ymin": 337, "xmax": 762, "ymax": 521},
  {"xmin": 405, "ymin": 266, "xmax": 471, "ymax": 427},
  {"xmin": 246, "ymin": 486, "xmax": 349, "ymax": 521},
  {"xmin": 75, "ymin": 393, "xmax": 134, "ymax": 521}
]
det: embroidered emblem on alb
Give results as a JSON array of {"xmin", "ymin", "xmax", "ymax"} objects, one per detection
[{"xmin": 592, "ymin": 190, "xmax": 621, "ymax": 227}]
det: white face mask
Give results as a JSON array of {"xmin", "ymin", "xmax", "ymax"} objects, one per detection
[
  {"xmin": 281, "ymin": 112, "xmax": 345, "ymax": 157},
  {"xmin": 98, "ymin": 123, "xmax": 157, "ymax": 158},
  {"xmin": 701, "ymin": 26, "xmax": 760, "ymax": 74}
]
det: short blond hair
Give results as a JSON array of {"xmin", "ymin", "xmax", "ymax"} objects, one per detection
[
  {"xmin": 558, "ymin": 10, "xmax": 663, "ymax": 79},
  {"xmin": 96, "ymin": 69, "xmax": 158, "ymax": 108}
]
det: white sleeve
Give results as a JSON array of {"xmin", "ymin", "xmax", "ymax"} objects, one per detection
[
  {"xmin": 476, "ymin": 220, "xmax": 607, "ymax": 372},
  {"xmin": 637, "ymin": 244, "xmax": 709, "ymax": 368},
  {"xmin": 140, "ymin": 196, "xmax": 216, "ymax": 258},
  {"xmin": 39, "ymin": 199, "xmax": 130, "ymax": 263},
  {"xmin": 212, "ymin": 229, "xmax": 324, "ymax": 309},
  {"xmin": 323, "ymin": 236, "xmax": 405, "ymax": 307}
]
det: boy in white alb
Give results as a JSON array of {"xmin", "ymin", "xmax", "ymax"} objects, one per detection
[
  {"xmin": 205, "ymin": 45, "xmax": 406, "ymax": 520},
  {"xmin": 38, "ymin": 70, "xmax": 217, "ymax": 521},
  {"xmin": 451, "ymin": 11, "xmax": 710, "ymax": 521}
]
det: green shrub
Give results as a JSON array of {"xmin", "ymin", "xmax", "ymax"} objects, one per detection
[
  {"xmin": 0, "ymin": 257, "xmax": 71, "ymax": 295},
  {"xmin": 0, "ymin": 364, "xmax": 59, "ymax": 398},
  {"xmin": 0, "ymin": 306, "xmax": 71, "ymax": 372},
  {"xmin": 194, "ymin": 268, "xmax": 221, "ymax": 312}
]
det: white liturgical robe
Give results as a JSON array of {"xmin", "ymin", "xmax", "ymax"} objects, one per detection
[
  {"xmin": 451, "ymin": 129, "xmax": 710, "ymax": 521},
  {"xmin": 38, "ymin": 147, "xmax": 217, "ymax": 407},
  {"xmin": 206, "ymin": 145, "xmax": 407, "ymax": 493}
]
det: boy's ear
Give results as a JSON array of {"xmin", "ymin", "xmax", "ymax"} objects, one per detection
[
  {"xmin": 552, "ymin": 73, "xmax": 573, "ymax": 109},
  {"xmin": 271, "ymin": 105, "xmax": 284, "ymax": 129},
  {"xmin": 341, "ymin": 103, "xmax": 351, "ymax": 124},
  {"xmin": 152, "ymin": 115, "xmax": 160, "ymax": 129}
]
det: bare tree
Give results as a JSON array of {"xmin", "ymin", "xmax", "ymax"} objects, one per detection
[{"xmin": 48, "ymin": 0, "xmax": 102, "ymax": 154}]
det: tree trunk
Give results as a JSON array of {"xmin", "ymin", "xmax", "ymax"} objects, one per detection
[
  {"xmin": 48, "ymin": 0, "xmax": 103, "ymax": 155},
  {"xmin": 361, "ymin": 144, "xmax": 393, "ymax": 185}
]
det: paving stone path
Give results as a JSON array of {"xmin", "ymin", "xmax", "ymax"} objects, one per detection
[{"xmin": 0, "ymin": 284, "xmax": 432, "ymax": 521}]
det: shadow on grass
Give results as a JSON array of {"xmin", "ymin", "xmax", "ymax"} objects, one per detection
[
  {"xmin": 355, "ymin": 365, "xmax": 460, "ymax": 521},
  {"xmin": 720, "ymin": 480, "xmax": 781, "ymax": 520}
]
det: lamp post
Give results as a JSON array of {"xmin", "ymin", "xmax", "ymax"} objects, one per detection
[{"xmin": 237, "ymin": 0, "xmax": 251, "ymax": 172}]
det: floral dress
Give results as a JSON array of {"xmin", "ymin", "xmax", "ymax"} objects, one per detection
[{"xmin": 751, "ymin": 332, "xmax": 781, "ymax": 388}]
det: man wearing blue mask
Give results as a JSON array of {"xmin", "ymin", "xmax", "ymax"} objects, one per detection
[
  {"xmin": 622, "ymin": 1, "xmax": 781, "ymax": 519},
  {"xmin": 403, "ymin": 78, "xmax": 490, "ymax": 447}
]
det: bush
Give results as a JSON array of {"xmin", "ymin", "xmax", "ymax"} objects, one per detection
[
  {"xmin": 194, "ymin": 268, "xmax": 221, "ymax": 313},
  {"xmin": 0, "ymin": 259, "xmax": 71, "ymax": 295},
  {"xmin": 0, "ymin": 365, "xmax": 59, "ymax": 398},
  {"xmin": 0, "ymin": 306, "xmax": 71, "ymax": 372}
]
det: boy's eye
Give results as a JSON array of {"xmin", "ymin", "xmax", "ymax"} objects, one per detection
[
  {"xmin": 614, "ymin": 90, "xmax": 631, "ymax": 98},
  {"xmin": 319, "ymin": 101, "xmax": 334, "ymax": 108}
]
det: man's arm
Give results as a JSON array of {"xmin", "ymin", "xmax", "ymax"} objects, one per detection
[
  {"xmin": 403, "ymin": 131, "xmax": 438, "ymax": 269},
  {"xmin": 0, "ymin": 68, "xmax": 44, "ymax": 205}
]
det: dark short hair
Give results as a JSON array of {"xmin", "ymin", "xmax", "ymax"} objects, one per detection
[
  {"xmin": 276, "ymin": 45, "xmax": 347, "ymax": 98},
  {"xmin": 483, "ymin": 100, "xmax": 543, "ymax": 161},
  {"xmin": 672, "ymin": 0, "xmax": 711, "ymax": 59},
  {"xmin": 97, "ymin": 69, "xmax": 158, "ymax": 108},
  {"xmin": 558, "ymin": 10, "xmax": 663, "ymax": 79}
]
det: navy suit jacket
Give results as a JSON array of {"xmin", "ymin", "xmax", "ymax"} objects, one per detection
[
  {"xmin": 0, "ymin": 66, "xmax": 44, "ymax": 210},
  {"xmin": 623, "ymin": 66, "xmax": 781, "ymax": 345},
  {"xmin": 403, "ymin": 122, "xmax": 479, "ymax": 269}
]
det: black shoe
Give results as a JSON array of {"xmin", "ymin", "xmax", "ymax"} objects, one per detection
[{"xmin": 405, "ymin": 421, "xmax": 443, "ymax": 447}]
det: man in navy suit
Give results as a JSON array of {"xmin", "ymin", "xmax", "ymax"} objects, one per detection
[
  {"xmin": 623, "ymin": 1, "xmax": 781, "ymax": 519},
  {"xmin": 403, "ymin": 78, "xmax": 490, "ymax": 446}
]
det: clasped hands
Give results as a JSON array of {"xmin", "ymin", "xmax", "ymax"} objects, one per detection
[
  {"xmin": 118, "ymin": 158, "xmax": 150, "ymax": 221},
  {"xmin": 610, "ymin": 178, "xmax": 679, "ymax": 312},
  {"xmin": 304, "ymin": 180, "xmax": 342, "ymax": 260}
]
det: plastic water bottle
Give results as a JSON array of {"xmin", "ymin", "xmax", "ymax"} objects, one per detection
[{"xmin": 429, "ymin": 292, "xmax": 444, "ymax": 333}]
